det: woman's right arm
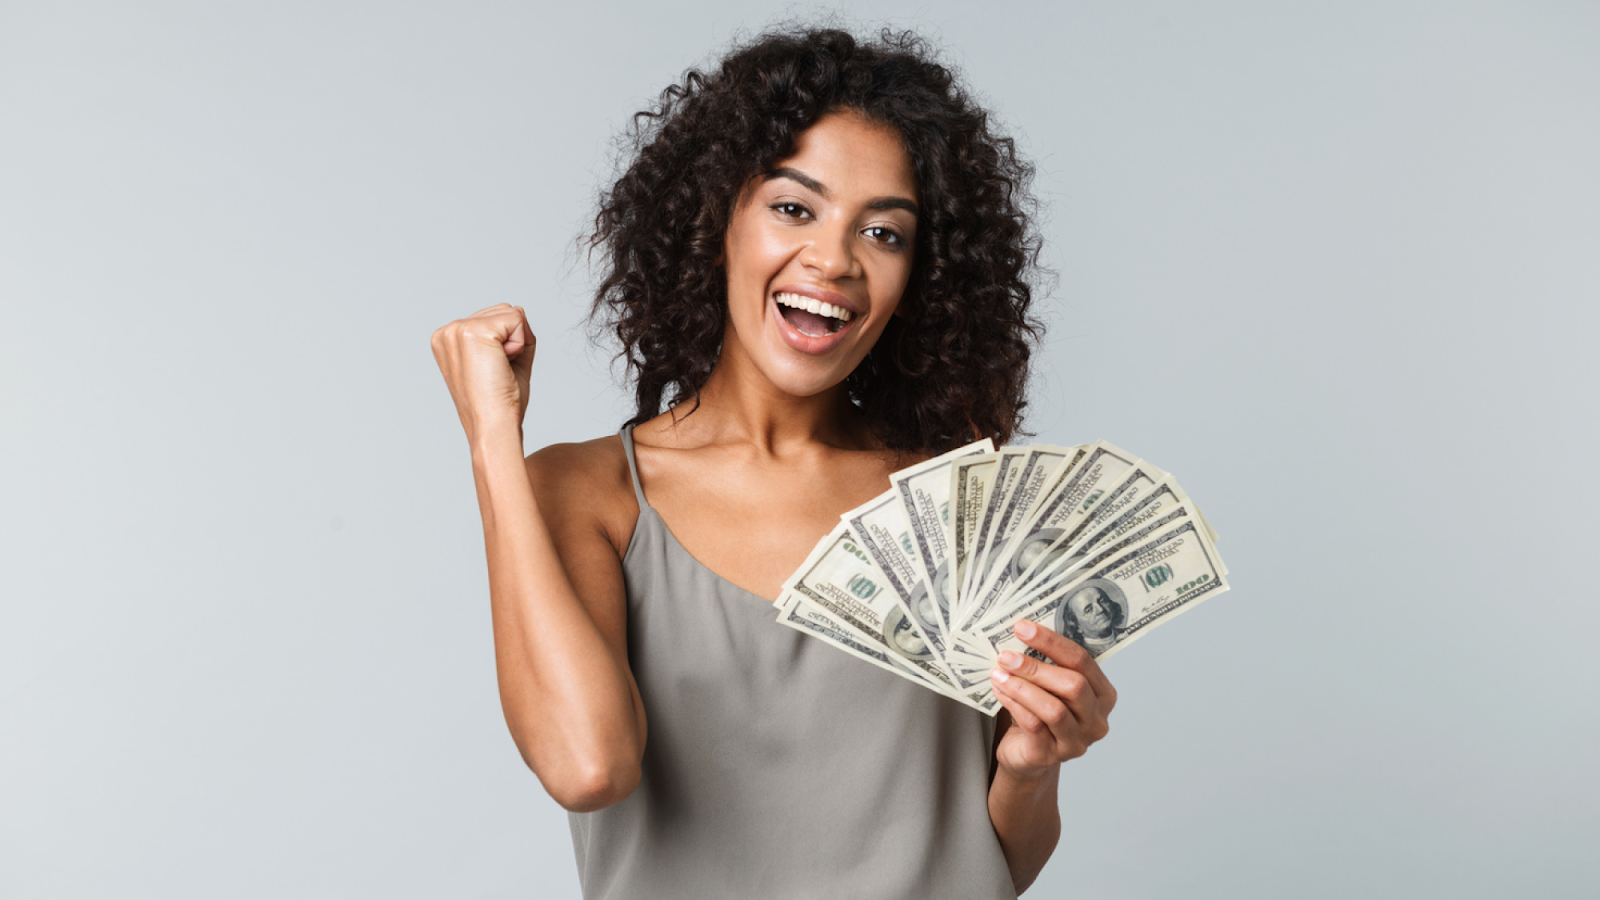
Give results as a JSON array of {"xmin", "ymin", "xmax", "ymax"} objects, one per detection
[{"xmin": 432, "ymin": 304, "xmax": 645, "ymax": 812}]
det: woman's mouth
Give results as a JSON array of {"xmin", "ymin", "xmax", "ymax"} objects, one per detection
[{"xmin": 774, "ymin": 291, "xmax": 852, "ymax": 336}]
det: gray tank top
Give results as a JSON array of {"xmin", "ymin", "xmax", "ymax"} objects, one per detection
[{"xmin": 564, "ymin": 426, "xmax": 1016, "ymax": 899}]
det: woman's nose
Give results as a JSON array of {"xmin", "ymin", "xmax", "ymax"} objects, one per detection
[{"xmin": 800, "ymin": 223, "xmax": 862, "ymax": 280}]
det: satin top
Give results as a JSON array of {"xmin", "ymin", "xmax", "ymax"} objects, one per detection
[{"xmin": 565, "ymin": 426, "xmax": 1016, "ymax": 899}]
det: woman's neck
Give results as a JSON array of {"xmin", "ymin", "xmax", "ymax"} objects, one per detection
[{"xmin": 658, "ymin": 357, "xmax": 870, "ymax": 455}]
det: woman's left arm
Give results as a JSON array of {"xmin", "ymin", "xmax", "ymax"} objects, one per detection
[{"xmin": 986, "ymin": 620, "xmax": 1118, "ymax": 894}]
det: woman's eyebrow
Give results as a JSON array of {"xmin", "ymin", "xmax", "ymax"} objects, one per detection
[
  {"xmin": 764, "ymin": 166, "xmax": 829, "ymax": 196},
  {"xmin": 866, "ymin": 196, "xmax": 919, "ymax": 216},
  {"xmin": 764, "ymin": 167, "xmax": 919, "ymax": 216}
]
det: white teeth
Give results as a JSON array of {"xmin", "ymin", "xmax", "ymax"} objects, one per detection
[{"xmin": 774, "ymin": 292, "xmax": 853, "ymax": 323}]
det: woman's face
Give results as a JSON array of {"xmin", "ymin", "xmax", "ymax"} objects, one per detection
[{"xmin": 719, "ymin": 110, "xmax": 919, "ymax": 398}]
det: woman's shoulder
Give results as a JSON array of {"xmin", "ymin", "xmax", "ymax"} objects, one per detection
[
  {"xmin": 525, "ymin": 432, "xmax": 628, "ymax": 481},
  {"xmin": 525, "ymin": 432, "xmax": 640, "ymax": 557}
]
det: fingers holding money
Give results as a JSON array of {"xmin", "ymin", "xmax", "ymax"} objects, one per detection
[
  {"xmin": 990, "ymin": 667, "xmax": 1071, "ymax": 738},
  {"xmin": 1012, "ymin": 619, "xmax": 1117, "ymax": 718},
  {"xmin": 992, "ymin": 662, "xmax": 1102, "ymax": 745},
  {"xmin": 989, "ymin": 621, "xmax": 1115, "ymax": 769}
]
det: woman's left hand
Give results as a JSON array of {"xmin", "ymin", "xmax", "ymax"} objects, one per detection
[{"xmin": 990, "ymin": 619, "xmax": 1118, "ymax": 780}]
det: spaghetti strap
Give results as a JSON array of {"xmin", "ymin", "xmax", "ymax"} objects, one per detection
[{"xmin": 618, "ymin": 424, "xmax": 650, "ymax": 510}]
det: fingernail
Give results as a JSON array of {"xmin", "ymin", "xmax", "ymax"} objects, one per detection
[
  {"xmin": 991, "ymin": 668, "xmax": 1010, "ymax": 684},
  {"xmin": 1015, "ymin": 620, "xmax": 1037, "ymax": 639},
  {"xmin": 998, "ymin": 650, "xmax": 1022, "ymax": 670}
]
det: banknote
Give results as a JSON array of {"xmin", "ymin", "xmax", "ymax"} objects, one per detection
[
  {"xmin": 777, "ymin": 440, "xmax": 1229, "ymax": 716},
  {"xmin": 1007, "ymin": 475, "xmax": 1195, "ymax": 609},
  {"xmin": 891, "ymin": 438, "xmax": 995, "ymax": 635},
  {"xmin": 776, "ymin": 590, "xmax": 983, "ymax": 708},
  {"xmin": 957, "ymin": 447, "xmax": 1031, "ymax": 605},
  {"xmin": 839, "ymin": 493, "xmax": 959, "ymax": 664},
  {"xmin": 983, "ymin": 517, "xmax": 1227, "ymax": 664},
  {"xmin": 963, "ymin": 444, "xmax": 1079, "ymax": 610},
  {"xmin": 781, "ymin": 524, "xmax": 954, "ymax": 682},
  {"xmin": 955, "ymin": 441, "xmax": 1147, "ymax": 634},
  {"xmin": 972, "ymin": 498, "xmax": 1207, "ymax": 645},
  {"xmin": 777, "ymin": 565, "xmax": 994, "ymax": 711},
  {"xmin": 973, "ymin": 461, "xmax": 1173, "ymax": 630},
  {"xmin": 962, "ymin": 445, "xmax": 1085, "ymax": 621},
  {"xmin": 948, "ymin": 452, "xmax": 998, "ymax": 623}
]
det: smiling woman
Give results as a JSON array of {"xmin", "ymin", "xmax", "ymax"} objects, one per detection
[
  {"xmin": 588, "ymin": 28, "xmax": 1043, "ymax": 454},
  {"xmin": 430, "ymin": 25, "xmax": 1114, "ymax": 899},
  {"xmin": 720, "ymin": 111, "xmax": 919, "ymax": 396}
]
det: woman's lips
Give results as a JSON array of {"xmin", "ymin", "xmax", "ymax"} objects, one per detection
[
  {"xmin": 778, "ymin": 303, "xmax": 839, "ymax": 337},
  {"xmin": 771, "ymin": 292, "xmax": 854, "ymax": 354},
  {"xmin": 773, "ymin": 290, "xmax": 855, "ymax": 327}
]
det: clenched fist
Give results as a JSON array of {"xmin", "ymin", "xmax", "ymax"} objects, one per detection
[{"xmin": 431, "ymin": 303, "xmax": 536, "ymax": 445}]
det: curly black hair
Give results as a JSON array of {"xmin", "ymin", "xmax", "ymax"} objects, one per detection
[{"xmin": 588, "ymin": 26, "xmax": 1044, "ymax": 452}]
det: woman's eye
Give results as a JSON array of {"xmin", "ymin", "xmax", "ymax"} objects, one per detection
[
  {"xmin": 864, "ymin": 226, "xmax": 904, "ymax": 247},
  {"xmin": 771, "ymin": 202, "xmax": 811, "ymax": 219}
]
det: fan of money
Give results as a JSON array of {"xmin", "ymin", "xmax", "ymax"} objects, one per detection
[{"xmin": 773, "ymin": 439, "xmax": 1229, "ymax": 715}]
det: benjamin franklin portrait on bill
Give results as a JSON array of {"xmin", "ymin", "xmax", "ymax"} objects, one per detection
[
  {"xmin": 1007, "ymin": 528, "xmax": 1073, "ymax": 582},
  {"xmin": 883, "ymin": 596, "xmax": 937, "ymax": 662},
  {"xmin": 1053, "ymin": 579, "xmax": 1129, "ymax": 657}
]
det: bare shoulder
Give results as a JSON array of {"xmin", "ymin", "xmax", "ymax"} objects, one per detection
[{"xmin": 525, "ymin": 434, "xmax": 640, "ymax": 560}]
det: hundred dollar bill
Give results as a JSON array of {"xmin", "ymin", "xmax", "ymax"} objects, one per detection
[
  {"xmin": 947, "ymin": 451, "xmax": 998, "ymax": 622},
  {"xmin": 890, "ymin": 438, "xmax": 995, "ymax": 635},
  {"xmin": 963, "ymin": 444, "xmax": 1082, "ymax": 614},
  {"xmin": 778, "ymin": 526, "xmax": 964, "ymax": 688},
  {"xmin": 776, "ymin": 439, "xmax": 1229, "ymax": 715},
  {"xmin": 776, "ymin": 590, "xmax": 986, "ymax": 711},
  {"xmin": 958, "ymin": 447, "xmax": 1034, "ymax": 605},
  {"xmin": 972, "ymin": 481, "xmax": 1198, "ymax": 638},
  {"xmin": 788, "ymin": 521, "xmax": 957, "ymax": 679},
  {"xmin": 965, "ymin": 681, "xmax": 1000, "ymax": 715},
  {"xmin": 779, "ymin": 573, "xmax": 997, "ymax": 714},
  {"xmin": 946, "ymin": 642, "xmax": 1000, "ymax": 677},
  {"xmin": 996, "ymin": 470, "xmax": 1189, "ymax": 620},
  {"xmin": 982, "ymin": 513, "xmax": 1227, "ymax": 664},
  {"xmin": 931, "ymin": 653, "xmax": 998, "ymax": 712},
  {"xmin": 954, "ymin": 441, "xmax": 1145, "ymax": 634},
  {"xmin": 940, "ymin": 633, "xmax": 1004, "ymax": 695},
  {"xmin": 974, "ymin": 461, "xmax": 1171, "ymax": 630},
  {"xmin": 937, "ymin": 651, "xmax": 1000, "ymax": 713},
  {"xmin": 839, "ymin": 493, "xmax": 958, "ymax": 664}
]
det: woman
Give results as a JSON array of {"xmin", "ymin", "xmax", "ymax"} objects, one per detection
[{"xmin": 431, "ymin": 27, "xmax": 1116, "ymax": 898}]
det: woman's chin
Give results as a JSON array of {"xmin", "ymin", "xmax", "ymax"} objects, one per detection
[
  {"xmin": 747, "ymin": 355, "xmax": 853, "ymax": 399},
  {"xmin": 772, "ymin": 371, "xmax": 851, "ymax": 399}
]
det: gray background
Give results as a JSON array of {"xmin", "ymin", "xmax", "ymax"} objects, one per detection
[{"xmin": 3, "ymin": 1, "xmax": 1597, "ymax": 897}]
